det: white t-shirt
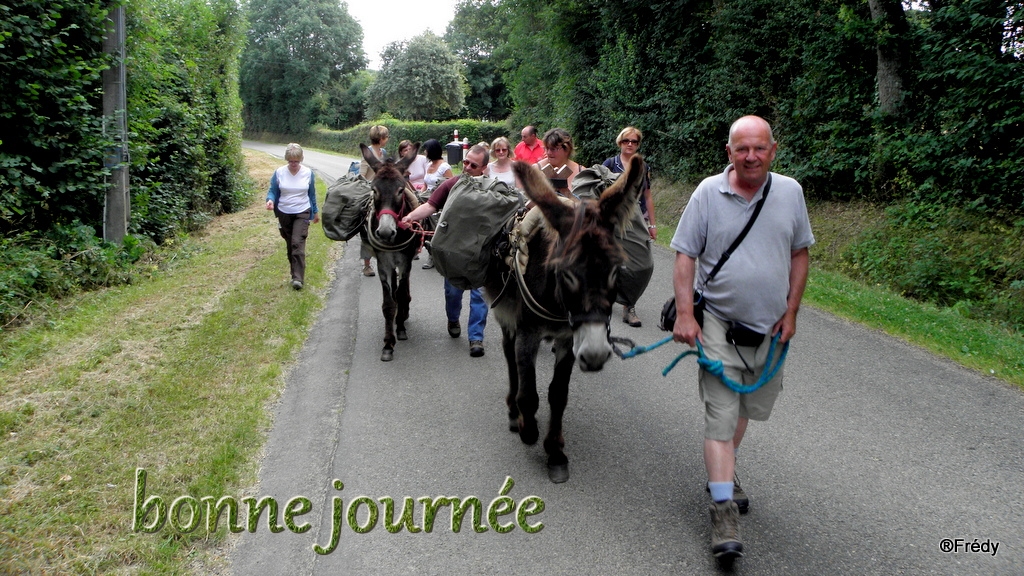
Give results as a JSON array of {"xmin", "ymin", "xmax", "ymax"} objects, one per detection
[
  {"xmin": 424, "ymin": 161, "xmax": 451, "ymax": 191},
  {"xmin": 274, "ymin": 165, "xmax": 313, "ymax": 214},
  {"xmin": 487, "ymin": 162, "xmax": 516, "ymax": 188},
  {"xmin": 407, "ymin": 155, "xmax": 429, "ymax": 187}
]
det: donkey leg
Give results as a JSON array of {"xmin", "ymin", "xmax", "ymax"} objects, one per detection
[
  {"xmin": 545, "ymin": 340, "xmax": 576, "ymax": 483},
  {"xmin": 395, "ymin": 266, "xmax": 411, "ymax": 341},
  {"xmin": 501, "ymin": 327, "xmax": 520, "ymax": 432},
  {"xmin": 514, "ymin": 331, "xmax": 542, "ymax": 446},
  {"xmin": 379, "ymin": 272, "xmax": 398, "ymax": 361}
]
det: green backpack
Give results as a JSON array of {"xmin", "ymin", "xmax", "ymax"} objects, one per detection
[
  {"xmin": 432, "ymin": 174, "xmax": 522, "ymax": 290},
  {"xmin": 322, "ymin": 174, "xmax": 372, "ymax": 241},
  {"xmin": 571, "ymin": 164, "xmax": 654, "ymax": 306}
]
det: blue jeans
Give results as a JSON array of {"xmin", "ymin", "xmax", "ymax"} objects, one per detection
[{"xmin": 444, "ymin": 279, "xmax": 488, "ymax": 342}]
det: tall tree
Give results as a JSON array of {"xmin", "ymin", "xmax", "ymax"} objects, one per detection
[
  {"xmin": 445, "ymin": 0, "xmax": 511, "ymax": 119},
  {"xmin": 240, "ymin": 0, "xmax": 366, "ymax": 133},
  {"xmin": 868, "ymin": 0, "xmax": 912, "ymax": 115},
  {"xmin": 365, "ymin": 32, "xmax": 468, "ymax": 121}
]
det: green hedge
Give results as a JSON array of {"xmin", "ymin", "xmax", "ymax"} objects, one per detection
[{"xmin": 299, "ymin": 119, "xmax": 514, "ymax": 157}]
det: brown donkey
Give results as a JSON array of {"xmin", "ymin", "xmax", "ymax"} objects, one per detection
[
  {"xmin": 359, "ymin": 143, "xmax": 422, "ymax": 361},
  {"xmin": 483, "ymin": 156, "xmax": 646, "ymax": 482}
]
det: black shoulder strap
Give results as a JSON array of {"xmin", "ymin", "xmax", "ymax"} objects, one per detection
[{"xmin": 702, "ymin": 173, "xmax": 772, "ymax": 286}]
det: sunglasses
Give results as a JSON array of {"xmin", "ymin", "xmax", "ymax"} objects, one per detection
[
  {"xmin": 462, "ymin": 159, "xmax": 480, "ymax": 169},
  {"xmin": 620, "ymin": 139, "xmax": 640, "ymax": 145},
  {"xmin": 493, "ymin": 148, "xmax": 508, "ymax": 153}
]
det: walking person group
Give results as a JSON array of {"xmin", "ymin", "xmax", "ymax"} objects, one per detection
[{"xmin": 267, "ymin": 116, "xmax": 813, "ymax": 565}]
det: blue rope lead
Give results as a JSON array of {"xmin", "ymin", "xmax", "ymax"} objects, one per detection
[{"xmin": 619, "ymin": 334, "xmax": 789, "ymax": 394}]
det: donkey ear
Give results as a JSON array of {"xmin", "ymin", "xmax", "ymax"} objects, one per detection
[
  {"xmin": 360, "ymin": 143, "xmax": 382, "ymax": 173},
  {"xmin": 513, "ymin": 161, "xmax": 575, "ymax": 235},
  {"xmin": 395, "ymin": 142, "xmax": 419, "ymax": 174},
  {"xmin": 598, "ymin": 155, "xmax": 645, "ymax": 231}
]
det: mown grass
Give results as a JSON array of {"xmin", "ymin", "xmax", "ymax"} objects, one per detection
[{"xmin": 0, "ymin": 150, "xmax": 338, "ymax": 573}]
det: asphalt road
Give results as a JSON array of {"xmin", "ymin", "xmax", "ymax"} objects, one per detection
[{"xmin": 231, "ymin": 142, "xmax": 1023, "ymax": 575}]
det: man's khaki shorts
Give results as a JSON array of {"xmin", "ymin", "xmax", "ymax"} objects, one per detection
[{"xmin": 698, "ymin": 313, "xmax": 786, "ymax": 441}]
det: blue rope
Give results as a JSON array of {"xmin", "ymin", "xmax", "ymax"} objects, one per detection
[{"xmin": 619, "ymin": 334, "xmax": 789, "ymax": 394}]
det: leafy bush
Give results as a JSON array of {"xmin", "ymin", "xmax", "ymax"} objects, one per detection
[
  {"xmin": 0, "ymin": 0, "xmax": 114, "ymax": 235},
  {"xmin": 0, "ymin": 225, "xmax": 155, "ymax": 329},
  {"xmin": 841, "ymin": 202, "xmax": 1024, "ymax": 331}
]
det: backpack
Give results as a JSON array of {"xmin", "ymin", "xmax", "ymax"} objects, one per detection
[
  {"xmin": 431, "ymin": 174, "xmax": 522, "ymax": 290},
  {"xmin": 322, "ymin": 174, "xmax": 373, "ymax": 241},
  {"xmin": 571, "ymin": 164, "xmax": 654, "ymax": 306}
]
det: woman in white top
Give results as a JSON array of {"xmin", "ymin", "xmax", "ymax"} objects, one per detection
[
  {"xmin": 422, "ymin": 139, "xmax": 453, "ymax": 192},
  {"xmin": 398, "ymin": 139, "xmax": 429, "ymax": 192},
  {"xmin": 265, "ymin": 143, "xmax": 319, "ymax": 290},
  {"xmin": 485, "ymin": 136, "xmax": 516, "ymax": 188}
]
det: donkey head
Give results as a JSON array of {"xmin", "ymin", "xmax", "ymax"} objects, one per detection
[
  {"xmin": 512, "ymin": 156, "xmax": 646, "ymax": 371},
  {"xmin": 360, "ymin": 142, "xmax": 420, "ymax": 242}
]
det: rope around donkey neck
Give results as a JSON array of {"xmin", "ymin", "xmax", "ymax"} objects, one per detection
[{"xmin": 618, "ymin": 334, "xmax": 789, "ymax": 394}]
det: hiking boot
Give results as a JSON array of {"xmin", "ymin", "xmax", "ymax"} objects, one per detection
[
  {"xmin": 623, "ymin": 306, "xmax": 642, "ymax": 327},
  {"xmin": 733, "ymin": 473, "xmax": 749, "ymax": 514},
  {"xmin": 469, "ymin": 340, "xmax": 484, "ymax": 357},
  {"xmin": 447, "ymin": 321, "xmax": 461, "ymax": 338},
  {"xmin": 422, "ymin": 255, "xmax": 434, "ymax": 269},
  {"xmin": 706, "ymin": 472, "xmax": 749, "ymax": 514},
  {"xmin": 362, "ymin": 263, "xmax": 375, "ymax": 277},
  {"xmin": 709, "ymin": 500, "xmax": 743, "ymax": 559}
]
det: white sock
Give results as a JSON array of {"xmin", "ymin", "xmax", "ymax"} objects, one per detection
[{"xmin": 709, "ymin": 481, "xmax": 734, "ymax": 502}]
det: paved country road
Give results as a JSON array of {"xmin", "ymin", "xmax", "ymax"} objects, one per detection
[{"xmin": 232, "ymin": 142, "xmax": 1023, "ymax": 575}]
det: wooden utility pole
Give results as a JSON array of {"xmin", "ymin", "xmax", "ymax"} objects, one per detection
[{"xmin": 102, "ymin": 3, "xmax": 129, "ymax": 243}]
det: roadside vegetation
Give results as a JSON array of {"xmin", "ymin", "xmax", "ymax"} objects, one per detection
[{"xmin": 0, "ymin": 151, "xmax": 334, "ymax": 573}]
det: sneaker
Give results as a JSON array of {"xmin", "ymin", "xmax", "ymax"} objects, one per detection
[
  {"xmin": 709, "ymin": 500, "xmax": 743, "ymax": 559},
  {"xmin": 362, "ymin": 264, "xmax": 375, "ymax": 277},
  {"xmin": 623, "ymin": 306, "xmax": 642, "ymax": 327},
  {"xmin": 705, "ymin": 473, "xmax": 749, "ymax": 514},
  {"xmin": 469, "ymin": 340, "xmax": 484, "ymax": 357},
  {"xmin": 422, "ymin": 255, "xmax": 434, "ymax": 269},
  {"xmin": 291, "ymin": 280, "xmax": 303, "ymax": 290},
  {"xmin": 447, "ymin": 321, "xmax": 461, "ymax": 338}
]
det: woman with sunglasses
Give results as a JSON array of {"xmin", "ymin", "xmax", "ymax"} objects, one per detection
[
  {"xmin": 537, "ymin": 128, "xmax": 581, "ymax": 197},
  {"xmin": 603, "ymin": 126, "xmax": 656, "ymax": 327},
  {"xmin": 485, "ymin": 136, "xmax": 516, "ymax": 188}
]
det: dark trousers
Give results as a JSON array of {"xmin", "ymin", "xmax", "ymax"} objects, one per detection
[{"xmin": 276, "ymin": 210, "xmax": 310, "ymax": 283}]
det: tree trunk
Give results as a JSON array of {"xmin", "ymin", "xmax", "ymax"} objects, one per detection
[{"xmin": 868, "ymin": 0, "xmax": 910, "ymax": 116}]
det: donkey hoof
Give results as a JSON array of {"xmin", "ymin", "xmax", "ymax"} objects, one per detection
[
  {"xmin": 518, "ymin": 418, "xmax": 539, "ymax": 445},
  {"xmin": 397, "ymin": 329, "xmax": 408, "ymax": 341},
  {"xmin": 548, "ymin": 463, "xmax": 569, "ymax": 483},
  {"xmin": 381, "ymin": 348, "xmax": 394, "ymax": 362}
]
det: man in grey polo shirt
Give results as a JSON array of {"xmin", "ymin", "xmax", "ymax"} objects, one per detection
[{"xmin": 670, "ymin": 115, "xmax": 814, "ymax": 562}]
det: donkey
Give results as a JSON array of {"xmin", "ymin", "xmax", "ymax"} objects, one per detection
[
  {"xmin": 359, "ymin": 142, "xmax": 423, "ymax": 362},
  {"xmin": 483, "ymin": 156, "xmax": 646, "ymax": 482}
]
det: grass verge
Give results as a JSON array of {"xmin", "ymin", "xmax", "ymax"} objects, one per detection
[{"xmin": 0, "ymin": 149, "xmax": 338, "ymax": 573}]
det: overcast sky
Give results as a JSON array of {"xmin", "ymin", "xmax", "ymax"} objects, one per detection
[{"xmin": 346, "ymin": 0, "xmax": 461, "ymax": 70}]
